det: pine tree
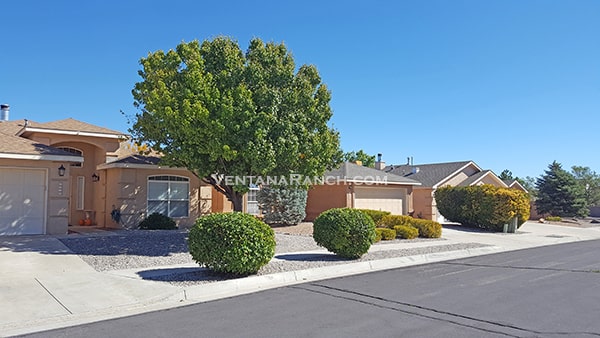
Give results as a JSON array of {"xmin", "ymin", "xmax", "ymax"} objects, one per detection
[{"xmin": 535, "ymin": 161, "xmax": 588, "ymax": 217}]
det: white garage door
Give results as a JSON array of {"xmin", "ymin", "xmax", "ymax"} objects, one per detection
[
  {"xmin": 0, "ymin": 168, "xmax": 46, "ymax": 235},
  {"xmin": 354, "ymin": 186, "xmax": 404, "ymax": 215}
]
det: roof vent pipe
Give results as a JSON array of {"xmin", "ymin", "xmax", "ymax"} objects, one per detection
[
  {"xmin": 0, "ymin": 104, "xmax": 9, "ymax": 121},
  {"xmin": 377, "ymin": 153, "xmax": 382, "ymax": 162}
]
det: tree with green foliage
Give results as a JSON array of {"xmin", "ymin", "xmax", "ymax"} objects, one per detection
[
  {"xmin": 343, "ymin": 150, "xmax": 375, "ymax": 167},
  {"xmin": 535, "ymin": 161, "xmax": 587, "ymax": 217},
  {"xmin": 130, "ymin": 37, "xmax": 342, "ymax": 211},
  {"xmin": 499, "ymin": 169, "xmax": 514, "ymax": 181},
  {"xmin": 571, "ymin": 166, "xmax": 600, "ymax": 208},
  {"xmin": 516, "ymin": 176, "xmax": 537, "ymax": 198}
]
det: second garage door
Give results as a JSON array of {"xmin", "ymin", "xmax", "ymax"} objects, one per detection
[
  {"xmin": 0, "ymin": 168, "xmax": 46, "ymax": 235},
  {"xmin": 353, "ymin": 186, "xmax": 404, "ymax": 215}
]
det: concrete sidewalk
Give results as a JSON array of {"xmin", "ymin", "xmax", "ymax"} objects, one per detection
[{"xmin": 1, "ymin": 222, "xmax": 599, "ymax": 337}]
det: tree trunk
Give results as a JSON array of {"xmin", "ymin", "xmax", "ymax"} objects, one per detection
[{"xmin": 230, "ymin": 192, "xmax": 244, "ymax": 212}]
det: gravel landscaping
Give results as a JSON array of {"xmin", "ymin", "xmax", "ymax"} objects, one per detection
[{"xmin": 58, "ymin": 230, "xmax": 490, "ymax": 285}]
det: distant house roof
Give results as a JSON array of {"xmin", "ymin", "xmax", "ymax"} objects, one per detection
[
  {"xmin": 325, "ymin": 162, "xmax": 421, "ymax": 185},
  {"xmin": 0, "ymin": 131, "xmax": 83, "ymax": 162},
  {"xmin": 384, "ymin": 160, "xmax": 477, "ymax": 187},
  {"xmin": 503, "ymin": 179, "xmax": 528, "ymax": 193},
  {"xmin": 457, "ymin": 170, "xmax": 507, "ymax": 187}
]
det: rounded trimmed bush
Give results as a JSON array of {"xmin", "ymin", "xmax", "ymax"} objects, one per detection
[
  {"xmin": 313, "ymin": 208, "xmax": 376, "ymax": 259},
  {"xmin": 139, "ymin": 212, "xmax": 177, "ymax": 230},
  {"xmin": 188, "ymin": 212, "xmax": 275, "ymax": 275},
  {"xmin": 394, "ymin": 225, "xmax": 419, "ymax": 239}
]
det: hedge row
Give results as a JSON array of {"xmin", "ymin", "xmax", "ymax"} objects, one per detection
[
  {"xmin": 357, "ymin": 209, "xmax": 391, "ymax": 224},
  {"xmin": 434, "ymin": 184, "xmax": 530, "ymax": 232},
  {"xmin": 377, "ymin": 215, "xmax": 442, "ymax": 238}
]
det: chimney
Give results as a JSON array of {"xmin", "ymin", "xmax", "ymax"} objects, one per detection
[
  {"xmin": 0, "ymin": 104, "xmax": 9, "ymax": 121},
  {"xmin": 375, "ymin": 153, "xmax": 385, "ymax": 170}
]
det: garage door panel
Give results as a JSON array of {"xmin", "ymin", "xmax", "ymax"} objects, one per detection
[
  {"xmin": 354, "ymin": 187, "xmax": 404, "ymax": 215},
  {"xmin": 0, "ymin": 168, "xmax": 46, "ymax": 235}
]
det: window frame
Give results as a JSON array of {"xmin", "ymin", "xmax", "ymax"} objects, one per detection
[
  {"xmin": 147, "ymin": 175, "xmax": 190, "ymax": 218},
  {"xmin": 56, "ymin": 147, "xmax": 83, "ymax": 167}
]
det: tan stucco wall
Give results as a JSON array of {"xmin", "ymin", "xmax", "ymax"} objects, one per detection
[
  {"xmin": 0, "ymin": 159, "xmax": 70, "ymax": 235},
  {"xmin": 305, "ymin": 184, "xmax": 350, "ymax": 221},
  {"xmin": 103, "ymin": 168, "xmax": 210, "ymax": 229},
  {"xmin": 49, "ymin": 141, "xmax": 105, "ymax": 224},
  {"xmin": 412, "ymin": 187, "xmax": 435, "ymax": 220},
  {"xmin": 439, "ymin": 165, "xmax": 479, "ymax": 187},
  {"xmin": 30, "ymin": 133, "xmax": 120, "ymax": 153},
  {"xmin": 211, "ymin": 188, "xmax": 233, "ymax": 213},
  {"xmin": 477, "ymin": 175, "xmax": 505, "ymax": 186}
]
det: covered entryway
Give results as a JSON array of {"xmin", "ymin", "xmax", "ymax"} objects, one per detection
[
  {"xmin": 0, "ymin": 168, "xmax": 47, "ymax": 235},
  {"xmin": 353, "ymin": 186, "xmax": 404, "ymax": 215}
]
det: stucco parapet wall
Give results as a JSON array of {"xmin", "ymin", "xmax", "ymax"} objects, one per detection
[{"xmin": 96, "ymin": 162, "xmax": 189, "ymax": 171}]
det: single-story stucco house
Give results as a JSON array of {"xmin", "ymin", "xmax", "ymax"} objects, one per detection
[
  {"xmin": 0, "ymin": 105, "xmax": 225, "ymax": 235},
  {"xmin": 382, "ymin": 159, "xmax": 514, "ymax": 222},
  {"xmin": 305, "ymin": 162, "xmax": 421, "ymax": 221}
]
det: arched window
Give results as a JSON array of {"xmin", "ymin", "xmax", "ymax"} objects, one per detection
[
  {"xmin": 147, "ymin": 175, "xmax": 190, "ymax": 218},
  {"xmin": 56, "ymin": 147, "xmax": 83, "ymax": 167}
]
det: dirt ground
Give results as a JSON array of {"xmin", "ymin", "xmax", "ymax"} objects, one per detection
[{"xmin": 271, "ymin": 222, "xmax": 314, "ymax": 236}]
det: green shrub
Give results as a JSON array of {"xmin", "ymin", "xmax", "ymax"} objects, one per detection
[
  {"xmin": 377, "ymin": 215, "xmax": 413, "ymax": 228},
  {"xmin": 435, "ymin": 185, "xmax": 530, "ymax": 231},
  {"xmin": 357, "ymin": 209, "xmax": 391, "ymax": 224},
  {"xmin": 188, "ymin": 212, "xmax": 275, "ymax": 275},
  {"xmin": 138, "ymin": 212, "xmax": 177, "ymax": 230},
  {"xmin": 379, "ymin": 215, "xmax": 442, "ymax": 238},
  {"xmin": 375, "ymin": 228, "xmax": 396, "ymax": 240},
  {"xmin": 374, "ymin": 230, "xmax": 382, "ymax": 242},
  {"xmin": 545, "ymin": 216, "xmax": 562, "ymax": 222},
  {"xmin": 313, "ymin": 208, "xmax": 376, "ymax": 259},
  {"xmin": 394, "ymin": 225, "xmax": 419, "ymax": 239},
  {"xmin": 410, "ymin": 219, "xmax": 442, "ymax": 238},
  {"xmin": 257, "ymin": 187, "xmax": 307, "ymax": 226}
]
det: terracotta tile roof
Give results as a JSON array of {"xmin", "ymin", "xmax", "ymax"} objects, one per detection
[
  {"xmin": 34, "ymin": 118, "xmax": 125, "ymax": 136},
  {"xmin": 0, "ymin": 131, "xmax": 80, "ymax": 157}
]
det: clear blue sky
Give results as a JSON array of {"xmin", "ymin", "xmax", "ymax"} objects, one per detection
[{"xmin": 2, "ymin": 0, "xmax": 599, "ymax": 179}]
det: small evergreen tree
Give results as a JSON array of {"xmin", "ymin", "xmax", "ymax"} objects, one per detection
[
  {"xmin": 535, "ymin": 161, "xmax": 588, "ymax": 217},
  {"xmin": 257, "ymin": 187, "xmax": 307, "ymax": 226}
]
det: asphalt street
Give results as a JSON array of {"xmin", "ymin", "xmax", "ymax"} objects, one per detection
[{"xmin": 21, "ymin": 239, "xmax": 600, "ymax": 338}]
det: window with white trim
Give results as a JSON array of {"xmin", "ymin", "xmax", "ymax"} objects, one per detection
[
  {"xmin": 147, "ymin": 175, "xmax": 190, "ymax": 218},
  {"xmin": 76, "ymin": 176, "xmax": 85, "ymax": 210},
  {"xmin": 246, "ymin": 185, "xmax": 260, "ymax": 215},
  {"xmin": 57, "ymin": 147, "xmax": 83, "ymax": 167}
]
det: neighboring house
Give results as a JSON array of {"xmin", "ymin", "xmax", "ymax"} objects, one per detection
[
  {"xmin": 0, "ymin": 109, "xmax": 215, "ymax": 235},
  {"xmin": 305, "ymin": 162, "xmax": 421, "ymax": 221},
  {"xmin": 503, "ymin": 179, "xmax": 528, "ymax": 193},
  {"xmin": 383, "ymin": 160, "xmax": 508, "ymax": 222}
]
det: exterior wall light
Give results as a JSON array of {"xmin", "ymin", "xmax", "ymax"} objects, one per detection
[
  {"xmin": 92, "ymin": 173, "xmax": 100, "ymax": 182},
  {"xmin": 58, "ymin": 165, "xmax": 66, "ymax": 177}
]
